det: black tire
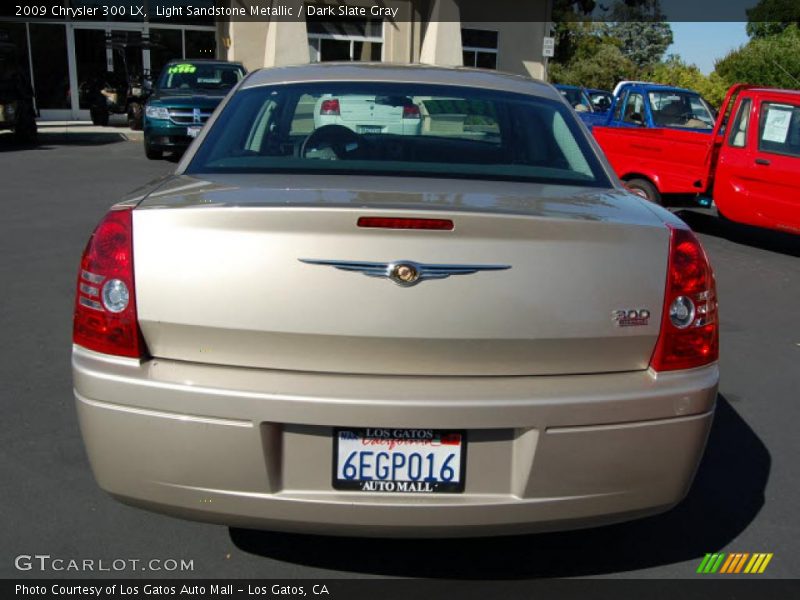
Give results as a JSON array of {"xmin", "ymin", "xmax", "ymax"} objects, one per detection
[
  {"xmin": 144, "ymin": 138, "xmax": 162, "ymax": 160},
  {"xmin": 625, "ymin": 177, "xmax": 662, "ymax": 205},
  {"xmin": 128, "ymin": 102, "xmax": 143, "ymax": 130},
  {"xmin": 90, "ymin": 105, "xmax": 109, "ymax": 126}
]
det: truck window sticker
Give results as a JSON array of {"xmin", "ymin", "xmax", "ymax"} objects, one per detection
[
  {"xmin": 167, "ymin": 63, "xmax": 197, "ymax": 75},
  {"xmin": 758, "ymin": 102, "xmax": 800, "ymax": 158},
  {"xmin": 761, "ymin": 104, "xmax": 792, "ymax": 144}
]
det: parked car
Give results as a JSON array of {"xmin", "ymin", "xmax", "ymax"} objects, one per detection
[
  {"xmin": 554, "ymin": 84, "xmax": 611, "ymax": 128},
  {"xmin": 73, "ymin": 64, "xmax": 718, "ymax": 537},
  {"xmin": 0, "ymin": 31, "xmax": 37, "ymax": 142},
  {"xmin": 313, "ymin": 93, "xmax": 422, "ymax": 135},
  {"xmin": 554, "ymin": 84, "xmax": 593, "ymax": 112},
  {"xmin": 586, "ymin": 88, "xmax": 613, "ymax": 114},
  {"xmin": 594, "ymin": 84, "xmax": 800, "ymax": 233},
  {"xmin": 143, "ymin": 59, "xmax": 246, "ymax": 159}
]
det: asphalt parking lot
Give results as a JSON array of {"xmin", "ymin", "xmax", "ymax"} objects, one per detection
[{"xmin": 1, "ymin": 131, "xmax": 798, "ymax": 580}]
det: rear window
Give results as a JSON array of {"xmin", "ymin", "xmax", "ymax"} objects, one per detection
[
  {"xmin": 186, "ymin": 82, "xmax": 610, "ymax": 187},
  {"xmin": 649, "ymin": 91, "xmax": 714, "ymax": 130},
  {"xmin": 157, "ymin": 62, "xmax": 245, "ymax": 92},
  {"xmin": 558, "ymin": 87, "xmax": 592, "ymax": 112}
]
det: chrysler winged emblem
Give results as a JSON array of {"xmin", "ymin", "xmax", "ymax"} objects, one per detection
[
  {"xmin": 192, "ymin": 108, "xmax": 202, "ymax": 124},
  {"xmin": 299, "ymin": 259, "xmax": 511, "ymax": 287}
]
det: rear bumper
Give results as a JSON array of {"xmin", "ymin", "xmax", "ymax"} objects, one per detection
[{"xmin": 73, "ymin": 346, "xmax": 718, "ymax": 537}]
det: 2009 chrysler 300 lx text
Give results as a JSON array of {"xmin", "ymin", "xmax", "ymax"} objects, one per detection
[{"xmin": 72, "ymin": 64, "xmax": 719, "ymax": 537}]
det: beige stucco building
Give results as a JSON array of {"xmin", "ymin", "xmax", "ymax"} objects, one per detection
[
  {"xmin": 219, "ymin": 0, "xmax": 553, "ymax": 80},
  {"xmin": 0, "ymin": 0, "xmax": 551, "ymax": 120}
]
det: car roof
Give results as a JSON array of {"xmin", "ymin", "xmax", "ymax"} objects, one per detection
[
  {"xmin": 623, "ymin": 82, "xmax": 700, "ymax": 95},
  {"xmin": 241, "ymin": 63, "xmax": 561, "ymax": 101},
  {"xmin": 165, "ymin": 59, "xmax": 244, "ymax": 67},
  {"xmin": 746, "ymin": 87, "xmax": 800, "ymax": 97}
]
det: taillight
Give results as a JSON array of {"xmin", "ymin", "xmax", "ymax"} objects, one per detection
[
  {"xmin": 73, "ymin": 206, "xmax": 145, "ymax": 359},
  {"xmin": 650, "ymin": 225, "xmax": 718, "ymax": 372},
  {"xmin": 402, "ymin": 104, "xmax": 420, "ymax": 119},
  {"xmin": 320, "ymin": 99, "xmax": 340, "ymax": 116}
]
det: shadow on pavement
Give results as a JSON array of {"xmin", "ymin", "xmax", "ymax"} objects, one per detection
[
  {"xmin": 677, "ymin": 209, "xmax": 800, "ymax": 258},
  {"xmin": 0, "ymin": 131, "xmax": 131, "ymax": 150},
  {"xmin": 230, "ymin": 395, "xmax": 769, "ymax": 578}
]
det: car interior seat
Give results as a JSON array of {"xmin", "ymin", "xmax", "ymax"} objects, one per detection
[
  {"xmin": 172, "ymin": 73, "xmax": 193, "ymax": 89},
  {"xmin": 732, "ymin": 110, "xmax": 749, "ymax": 146},
  {"xmin": 659, "ymin": 101, "xmax": 684, "ymax": 124}
]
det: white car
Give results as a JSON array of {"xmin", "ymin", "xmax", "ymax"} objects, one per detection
[{"xmin": 313, "ymin": 93, "xmax": 422, "ymax": 135}]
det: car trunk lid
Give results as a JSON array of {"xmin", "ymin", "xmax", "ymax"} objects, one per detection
[{"xmin": 133, "ymin": 175, "xmax": 668, "ymax": 376}]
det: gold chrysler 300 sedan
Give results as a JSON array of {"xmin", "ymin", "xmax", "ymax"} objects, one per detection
[{"xmin": 72, "ymin": 64, "xmax": 719, "ymax": 537}]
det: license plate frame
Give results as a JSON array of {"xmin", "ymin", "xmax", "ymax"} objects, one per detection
[
  {"xmin": 357, "ymin": 125, "xmax": 383, "ymax": 134},
  {"xmin": 332, "ymin": 428, "xmax": 467, "ymax": 494}
]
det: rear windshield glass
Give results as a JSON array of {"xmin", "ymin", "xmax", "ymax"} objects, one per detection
[
  {"xmin": 649, "ymin": 91, "xmax": 715, "ymax": 130},
  {"xmin": 157, "ymin": 62, "xmax": 245, "ymax": 91},
  {"xmin": 558, "ymin": 87, "xmax": 592, "ymax": 112},
  {"xmin": 186, "ymin": 82, "xmax": 611, "ymax": 187}
]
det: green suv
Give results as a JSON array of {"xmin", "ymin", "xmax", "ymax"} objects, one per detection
[{"xmin": 143, "ymin": 59, "xmax": 245, "ymax": 160}]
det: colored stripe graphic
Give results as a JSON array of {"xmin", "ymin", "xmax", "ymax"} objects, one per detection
[
  {"xmin": 734, "ymin": 553, "xmax": 750, "ymax": 573},
  {"xmin": 697, "ymin": 554, "xmax": 713, "ymax": 573},
  {"xmin": 698, "ymin": 552, "xmax": 773, "ymax": 574},
  {"xmin": 708, "ymin": 553, "xmax": 725, "ymax": 573},
  {"xmin": 720, "ymin": 554, "xmax": 737, "ymax": 574},
  {"xmin": 713, "ymin": 554, "xmax": 726, "ymax": 573},
  {"xmin": 744, "ymin": 554, "xmax": 759, "ymax": 573},
  {"xmin": 758, "ymin": 553, "xmax": 774, "ymax": 573}
]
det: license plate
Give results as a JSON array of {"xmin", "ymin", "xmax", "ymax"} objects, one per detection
[
  {"xmin": 186, "ymin": 126, "xmax": 201, "ymax": 138},
  {"xmin": 357, "ymin": 125, "xmax": 383, "ymax": 134},
  {"xmin": 333, "ymin": 428, "xmax": 466, "ymax": 493}
]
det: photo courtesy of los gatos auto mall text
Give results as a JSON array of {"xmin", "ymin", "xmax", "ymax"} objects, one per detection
[{"xmin": 1, "ymin": 0, "xmax": 798, "ymax": 598}]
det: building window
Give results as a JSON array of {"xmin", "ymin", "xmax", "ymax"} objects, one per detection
[
  {"xmin": 462, "ymin": 28, "xmax": 498, "ymax": 70},
  {"xmin": 29, "ymin": 23, "xmax": 70, "ymax": 109},
  {"xmin": 307, "ymin": 17, "xmax": 383, "ymax": 63},
  {"xmin": 185, "ymin": 30, "xmax": 216, "ymax": 59}
]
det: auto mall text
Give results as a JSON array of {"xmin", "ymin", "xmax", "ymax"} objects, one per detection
[
  {"xmin": 15, "ymin": 584, "xmax": 331, "ymax": 597},
  {"xmin": 15, "ymin": 3, "xmax": 400, "ymax": 19}
]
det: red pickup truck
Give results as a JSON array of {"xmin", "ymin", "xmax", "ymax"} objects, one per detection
[{"xmin": 593, "ymin": 84, "xmax": 800, "ymax": 234}]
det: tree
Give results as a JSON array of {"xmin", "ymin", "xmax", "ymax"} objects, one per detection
[
  {"xmin": 605, "ymin": 1, "xmax": 673, "ymax": 69},
  {"xmin": 550, "ymin": 44, "xmax": 636, "ymax": 90},
  {"xmin": 646, "ymin": 55, "xmax": 729, "ymax": 107},
  {"xmin": 551, "ymin": 0, "xmax": 672, "ymax": 68},
  {"xmin": 746, "ymin": 0, "xmax": 800, "ymax": 39},
  {"xmin": 550, "ymin": 1, "xmax": 601, "ymax": 66},
  {"xmin": 547, "ymin": 0, "xmax": 673, "ymax": 90},
  {"xmin": 715, "ymin": 24, "xmax": 800, "ymax": 89}
]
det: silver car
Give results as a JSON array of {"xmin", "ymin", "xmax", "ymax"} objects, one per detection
[{"xmin": 72, "ymin": 64, "xmax": 719, "ymax": 537}]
